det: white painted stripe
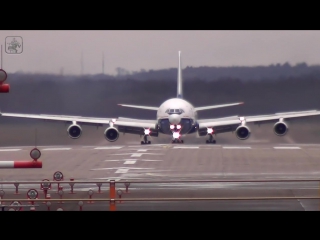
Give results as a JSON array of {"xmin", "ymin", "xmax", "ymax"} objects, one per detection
[
  {"xmin": 105, "ymin": 159, "xmax": 137, "ymax": 162},
  {"xmin": 88, "ymin": 178, "xmax": 122, "ymax": 181},
  {"xmin": 131, "ymin": 153, "xmax": 142, "ymax": 157},
  {"xmin": 91, "ymin": 167, "xmax": 154, "ymax": 171},
  {"xmin": 94, "ymin": 146, "xmax": 123, "ymax": 150},
  {"xmin": 104, "ymin": 159, "xmax": 162, "ymax": 162},
  {"xmin": 223, "ymin": 146, "xmax": 251, "ymax": 149},
  {"xmin": 42, "ymin": 148, "xmax": 71, "ymax": 151},
  {"xmin": 124, "ymin": 160, "xmax": 136, "ymax": 164},
  {"xmin": 0, "ymin": 161, "xmax": 14, "ymax": 168},
  {"xmin": 0, "ymin": 149, "xmax": 21, "ymax": 151},
  {"xmin": 173, "ymin": 146, "xmax": 199, "ymax": 149},
  {"xmin": 115, "ymin": 169, "xmax": 129, "ymax": 173},
  {"xmin": 128, "ymin": 144, "xmax": 167, "ymax": 147},
  {"xmin": 90, "ymin": 168, "xmax": 112, "ymax": 171},
  {"xmin": 111, "ymin": 153, "xmax": 163, "ymax": 155},
  {"xmin": 273, "ymin": 147, "xmax": 301, "ymax": 149},
  {"xmin": 104, "ymin": 160, "xmax": 123, "ymax": 162},
  {"xmin": 139, "ymin": 160, "xmax": 162, "ymax": 161}
]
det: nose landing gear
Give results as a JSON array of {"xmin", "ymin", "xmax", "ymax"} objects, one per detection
[
  {"xmin": 206, "ymin": 134, "xmax": 216, "ymax": 144},
  {"xmin": 171, "ymin": 139, "xmax": 184, "ymax": 144},
  {"xmin": 141, "ymin": 135, "xmax": 151, "ymax": 144}
]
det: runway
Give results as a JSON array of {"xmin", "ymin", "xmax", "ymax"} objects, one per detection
[{"xmin": 1, "ymin": 140, "xmax": 320, "ymax": 210}]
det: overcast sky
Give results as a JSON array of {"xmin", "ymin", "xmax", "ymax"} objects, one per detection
[{"xmin": 1, "ymin": 30, "xmax": 320, "ymax": 76}]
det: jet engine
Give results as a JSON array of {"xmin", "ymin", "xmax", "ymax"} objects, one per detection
[
  {"xmin": 235, "ymin": 125, "xmax": 251, "ymax": 140},
  {"xmin": 104, "ymin": 127, "xmax": 119, "ymax": 142},
  {"xmin": 67, "ymin": 124, "xmax": 82, "ymax": 139},
  {"xmin": 273, "ymin": 121, "xmax": 288, "ymax": 136}
]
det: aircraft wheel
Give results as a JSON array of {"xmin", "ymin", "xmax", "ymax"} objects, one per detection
[
  {"xmin": 206, "ymin": 140, "xmax": 209, "ymax": 144},
  {"xmin": 181, "ymin": 140, "xmax": 184, "ymax": 143},
  {"xmin": 148, "ymin": 141, "xmax": 151, "ymax": 144},
  {"xmin": 141, "ymin": 141, "xmax": 145, "ymax": 145}
]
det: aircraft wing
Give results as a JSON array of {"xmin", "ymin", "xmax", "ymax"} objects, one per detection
[
  {"xmin": 197, "ymin": 110, "xmax": 320, "ymax": 135},
  {"xmin": 0, "ymin": 111, "xmax": 112, "ymax": 126},
  {"xmin": 118, "ymin": 104, "xmax": 159, "ymax": 110},
  {"xmin": 194, "ymin": 102, "xmax": 244, "ymax": 111},
  {"xmin": 113, "ymin": 117, "xmax": 159, "ymax": 136}
]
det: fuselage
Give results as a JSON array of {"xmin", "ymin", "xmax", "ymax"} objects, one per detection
[{"xmin": 156, "ymin": 98, "xmax": 198, "ymax": 135}]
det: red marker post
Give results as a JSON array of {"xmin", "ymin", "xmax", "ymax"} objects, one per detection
[
  {"xmin": 96, "ymin": 182, "xmax": 103, "ymax": 194},
  {"xmin": 14, "ymin": 182, "xmax": 20, "ymax": 194},
  {"xmin": 0, "ymin": 84, "xmax": 9, "ymax": 93},
  {"xmin": 0, "ymin": 190, "xmax": 5, "ymax": 205},
  {"xmin": 69, "ymin": 178, "xmax": 75, "ymax": 194},
  {"xmin": 0, "ymin": 161, "xmax": 42, "ymax": 168},
  {"xmin": 0, "ymin": 69, "xmax": 9, "ymax": 93},
  {"xmin": 53, "ymin": 171, "xmax": 63, "ymax": 193},
  {"xmin": 117, "ymin": 189, "xmax": 123, "ymax": 203},
  {"xmin": 87, "ymin": 189, "xmax": 94, "ymax": 204},
  {"xmin": 40, "ymin": 179, "xmax": 51, "ymax": 203},
  {"xmin": 78, "ymin": 201, "xmax": 83, "ymax": 211},
  {"xmin": 0, "ymin": 148, "xmax": 43, "ymax": 169},
  {"xmin": 10, "ymin": 201, "xmax": 23, "ymax": 211},
  {"xmin": 58, "ymin": 188, "xmax": 64, "ymax": 204},
  {"xmin": 46, "ymin": 202, "xmax": 51, "ymax": 211},
  {"xmin": 124, "ymin": 181, "xmax": 130, "ymax": 193},
  {"xmin": 27, "ymin": 189, "xmax": 38, "ymax": 205}
]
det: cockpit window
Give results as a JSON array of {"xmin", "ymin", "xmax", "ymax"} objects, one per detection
[{"xmin": 165, "ymin": 108, "xmax": 184, "ymax": 115}]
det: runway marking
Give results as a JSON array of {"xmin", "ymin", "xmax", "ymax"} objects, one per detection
[
  {"xmin": 124, "ymin": 160, "xmax": 136, "ymax": 164},
  {"xmin": 0, "ymin": 149, "xmax": 21, "ymax": 151},
  {"xmin": 131, "ymin": 153, "xmax": 143, "ymax": 157},
  {"xmin": 104, "ymin": 159, "xmax": 162, "ymax": 162},
  {"xmin": 42, "ymin": 148, "xmax": 71, "ymax": 151},
  {"xmin": 173, "ymin": 146, "xmax": 199, "ymax": 149},
  {"xmin": 137, "ymin": 159, "xmax": 163, "ymax": 161},
  {"xmin": 115, "ymin": 169, "xmax": 129, "ymax": 173},
  {"xmin": 91, "ymin": 167, "xmax": 154, "ymax": 171},
  {"xmin": 93, "ymin": 146, "xmax": 123, "ymax": 150},
  {"xmin": 119, "ymin": 148, "xmax": 162, "ymax": 152},
  {"xmin": 129, "ymin": 144, "xmax": 167, "ymax": 147},
  {"xmin": 111, "ymin": 153, "xmax": 163, "ymax": 157},
  {"xmin": 223, "ymin": 146, "xmax": 251, "ymax": 149},
  {"xmin": 273, "ymin": 147, "xmax": 301, "ymax": 149}
]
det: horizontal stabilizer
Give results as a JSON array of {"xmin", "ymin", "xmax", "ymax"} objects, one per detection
[
  {"xmin": 194, "ymin": 102, "xmax": 244, "ymax": 111},
  {"xmin": 118, "ymin": 104, "xmax": 158, "ymax": 111}
]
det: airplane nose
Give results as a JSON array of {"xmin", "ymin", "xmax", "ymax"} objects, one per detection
[{"xmin": 169, "ymin": 114, "xmax": 181, "ymax": 125}]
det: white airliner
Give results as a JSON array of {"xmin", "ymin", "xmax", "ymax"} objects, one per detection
[{"xmin": 2, "ymin": 51, "xmax": 320, "ymax": 145}]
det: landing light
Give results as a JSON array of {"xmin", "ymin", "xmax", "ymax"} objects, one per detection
[
  {"xmin": 207, "ymin": 128, "xmax": 213, "ymax": 134},
  {"xmin": 144, "ymin": 129, "xmax": 150, "ymax": 135},
  {"xmin": 173, "ymin": 132, "xmax": 180, "ymax": 139},
  {"xmin": 176, "ymin": 125, "xmax": 181, "ymax": 129},
  {"xmin": 170, "ymin": 125, "xmax": 175, "ymax": 130}
]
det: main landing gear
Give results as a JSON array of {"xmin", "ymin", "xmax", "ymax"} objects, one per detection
[
  {"xmin": 206, "ymin": 134, "xmax": 216, "ymax": 144},
  {"xmin": 141, "ymin": 135, "xmax": 151, "ymax": 144}
]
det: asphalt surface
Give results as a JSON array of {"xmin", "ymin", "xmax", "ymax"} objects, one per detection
[{"xmin": 0, "ymin": 122, "xmax": 320, "ymax": 210}]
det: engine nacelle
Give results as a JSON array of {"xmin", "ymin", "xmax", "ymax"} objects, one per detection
[
  {"xmin": 273, "ymin": 121, "xmax": 288, "ymax": 136},
  {"xmin": 235, "ymin": 125, "xmax": 251, "ymax": 140},
  {"xmin": 67, "ymin": 124, "xmax": 82, "ymax": 139},
  {"xmin": 104, "ymin": 127, "xmax": 119, "ymax": 142}
]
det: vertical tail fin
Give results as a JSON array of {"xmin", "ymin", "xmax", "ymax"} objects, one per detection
[{"xmin": 177, "ymin": 51, "xmax": 183, "ymax": 98}]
